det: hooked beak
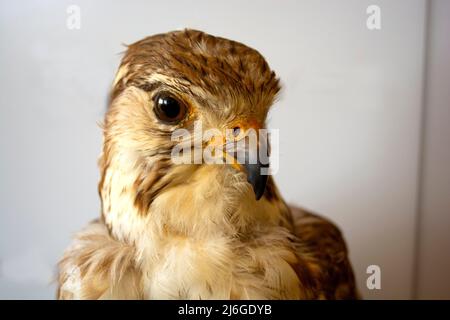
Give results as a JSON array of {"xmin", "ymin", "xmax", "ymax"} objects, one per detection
[
  {"xmin": 243, "ymin": 162, "xmax": 269, "ymax": 200},
  {"xmin": 228, "ymin": 125, "xmax": 270, "ymax": 201},
  {"xmin": 210, "ymin": 120, "xmax": 270, "ymax": 200}
]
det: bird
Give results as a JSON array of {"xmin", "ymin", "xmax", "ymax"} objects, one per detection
[{"xmin": 57, "ymin": 29, "xmax": 358, "ymax": 300}]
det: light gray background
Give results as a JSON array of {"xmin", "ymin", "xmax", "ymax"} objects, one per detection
[{"xmin": 0, "ymin": 0, "xmax": 449, "ymax": 299}]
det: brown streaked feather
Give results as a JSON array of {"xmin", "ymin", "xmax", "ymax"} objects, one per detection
[
  {"xmin": 290, "ymin": 207, "xmax": 359, "ymax": 299},
  {"xmin": 133, "ymin": 159, "xmax": 172, "ymax": 215},
  {"xmin": 111, "ymin": 29, "xmax": 280, "ymax": 117}
]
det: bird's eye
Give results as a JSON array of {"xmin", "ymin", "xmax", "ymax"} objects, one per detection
[{"xmin": 153, "ymin": 93, "xmax": 187, "ymax": 124}]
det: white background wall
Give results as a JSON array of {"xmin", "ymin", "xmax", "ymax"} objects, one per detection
[{"xmin": 0, "ymin": 0, "xmax": 448, "ymax": 299}]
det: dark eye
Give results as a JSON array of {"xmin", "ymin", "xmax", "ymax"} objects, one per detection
[{"xmin": 153, "ymin": 93, "xmax": 187, "ymax": 124}]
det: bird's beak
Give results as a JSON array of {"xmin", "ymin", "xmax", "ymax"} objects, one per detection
[
  {"xmin": 243, "ymin": 160, "xmax": 269, "ymax": 201},
  {"xmin": 223, "ymin": 121, "xmax": 270, "ymax": 201}
]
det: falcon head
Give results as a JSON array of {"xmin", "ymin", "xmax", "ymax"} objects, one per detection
[{"xmin": 100, "ymin": 29, "xmax": 284, "ymax": 239}]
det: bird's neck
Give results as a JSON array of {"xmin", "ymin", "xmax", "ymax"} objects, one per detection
[{"xmin": 98, "ymin": 149, "xmax": 292, "ymax": 247}]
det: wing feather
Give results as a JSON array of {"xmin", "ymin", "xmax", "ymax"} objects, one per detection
[{"xmin": 290, "ymin": 206, "xmax": 359, "ymax": 299}]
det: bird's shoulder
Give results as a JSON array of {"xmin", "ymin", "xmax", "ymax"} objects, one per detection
[
  {"xmin": 289, "ymin": 206, "xmax": 359, "ymax": 299},
  {"xmin": 57, "ymin": 219, "xmax": 141, "ymax": 299},
  {"xmin": 291, "ymin": 206, "xmax": 348, "ymax": 258}
]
